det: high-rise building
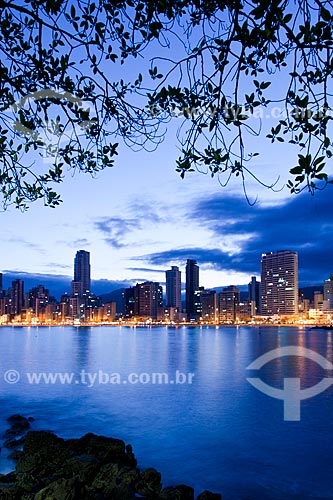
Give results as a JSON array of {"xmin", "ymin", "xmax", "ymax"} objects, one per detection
[
  {"xmin": 218, "ymin": 286, "xmax": 240, "ymax": 323},
  {"xmin": 261, "ymin": 250, "xmax": 298, "ymax": 315},
  {"xmin": 324, "ymin": 275, "xmax": 333, "ymax": 309},
  {"xmin": 201, "ymin": 290, "xmax": 218, "ymax": 323},
  {"xmin": 71, "ymin": 281, "xmax": 82, "ymax": 297},
  {"xmin": 0, "ymin": 273, "xmax": 3, "ymax": 294},
  {"xmin": 11, "ymin": 279, "xmax": 24, "ymax": 316},
  {"xmin": 166, "ymin": 266, "xmax": 182, "ymax": 310},
  {"xmin": 73, "ymin": 250, "xmax": 91, "ymax": 297},
  {"xmin": 0, "ymin": 296, "xmax": 10, "ymax": 316},
  {"xmin": 123, "ymin": 287, "xmax": 138, "ymax": 318},
  {"xmin": 57, "ymin": 296, "xmax": 70, "ymax": 322},
  {"xmin": 194, "ymin": 287, "xmax": 204, "ymax": 318},
  {"xmin": 298, "ymin": 289, "xmax": 310, "ymax": 314},
  {"xmin": 103, "ymin": 302, "xmax": 117, "ymax": 321},
  {"xmin": 314, "ymin": 291, "xmax": 324, "ymax": 310},
  {"xmin": 137, "ymin": 282, "xmax": 163, "ymax": 319},
  {"xmin": 123, "ymin": 283, "xmax": 163, "ymax": 319},
  {"xmin": 25, "ymin": 284, "xmax": 50, "ymax": 317},
  {"xmin": 123, "ymin": 281, "xmax": 163, "ymax": 319},
  {"xmin": 248, "ymin": 276, "xmax": 261, "ymax": 316},
  {"xmin": 69, "ymin": 296, "xmax": 81, "ymax": 319},
  {"xmin": 186, "ymin": 259, "xmax": 199, "ymax": 319}
]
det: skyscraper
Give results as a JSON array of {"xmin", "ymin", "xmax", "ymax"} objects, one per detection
[
  {"xmin": 261, "ymin": 250, "xmax": 298, "ymax": 315},
  {"xmin": 11, "ymin": 279, "xmax": 24, "ymax": 316},
  {"xmin": 186, "ymin": 259, "xmax": 199, "ymax": 319},
  {"xmin": 201, "ymin": 289, "xmax": 217, "ymax": 323},
  {"xmin": 218, "ymin": 286, "xmax": 240, "ymax": 323},
  {"xmin": 25, "ymin": 284, "xmax": 50, "ymax": 316},
  {"xmin": 123, "ymin": 287, "xmax": 137, "ymax": 318},
  {"xmin": 137, "ymin": 282, "xmax": 163, "ymax": 319},
  {"xmin": 324, "ymin": 275, "xmax": 333, "ymax": 309},
  {"xmin": 166, "ymin": 266, "xmax": 182, "ymax": 310},
  {"xmin": 73, "ymin": 250, "xmax": 91, "ymax": 297},
  {"xmin": 248, "ymin": 276, "xmax": 261, "ymax": 315}
]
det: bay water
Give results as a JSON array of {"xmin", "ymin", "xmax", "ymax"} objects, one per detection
[{"xmin": 0, "ymin": 325, "xmax": 332, "ymax": 500}]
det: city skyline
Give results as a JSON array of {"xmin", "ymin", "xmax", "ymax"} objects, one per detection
[
  {"xmin": 0, "ymin": 235, "xmax": 330, "ymax": 298},
  {"xmin": 2, "ymin": 245, "xmax": 333, "ymax": 325},
  {"xmin": 1, "ymin": 121, "xmax": 333, "ymax": 291}
]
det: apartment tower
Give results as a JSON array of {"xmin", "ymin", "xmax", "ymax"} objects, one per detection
[
  {"xmin": 166, "ymin": 266, "xmax": 182, "ymax": 310},
  {"xmin": 73, "ymin": 250, "xmax": 91, "ymax": 297},
  {"xmin": 11, "ymin": 279, "xmax": 24, "ymax": 316},
  {"xmin": 261, "ymin": 250, "xmax": 298, "ymax": 315},
  {"xmin": 186, "ymin": 259, "xmax": 199, "ymax": 319}
]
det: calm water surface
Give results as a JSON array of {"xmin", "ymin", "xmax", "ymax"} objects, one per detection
[{"xmin": 0, "ymin": 325, "xmax": 333, "ymax": 500}]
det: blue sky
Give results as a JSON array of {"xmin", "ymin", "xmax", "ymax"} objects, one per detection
[
  {"xmin": 0, "ymin": 121, "xmax": 332, "ymax": 295},
  {"xmin": 2, "ymin": 3, "xmax": 332, "ymax": 296}
]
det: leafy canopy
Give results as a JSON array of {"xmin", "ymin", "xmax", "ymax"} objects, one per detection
[{"xmin": 0, "ymin": 0, "xmax": 333, "ymax": 208}]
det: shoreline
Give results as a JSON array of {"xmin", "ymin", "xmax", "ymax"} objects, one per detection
[
  {"xmin": 0, "ymin": 415, "xmax": 221, "ymax": 500},
  {"xmin": 0, "ymin": 322, "xmax": 327, "ymax": 328}
]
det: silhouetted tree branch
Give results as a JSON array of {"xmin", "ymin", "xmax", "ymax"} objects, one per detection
[{"xmin": 0, "ymin": 0, "xmax": 332, "ymax": 208}]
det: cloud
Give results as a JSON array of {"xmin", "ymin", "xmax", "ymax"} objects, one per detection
[
  {"xmin": 129, "ymin": 201, "xmax": 163, "ymax": 223},
  {"xmin": 127, "ymin": 267, "xmax": 165, "ymax": 274},
  {"xmin": 190, "ymin": 190, "xmax": 333, "ymax": 284},
  {"xmin": 6, "ymin": 237, "xmax": 45, "ymax": 254},
  {"xmin": 195, "ymin": 188, "xmax": 333, "ymax": 282},
  {"xmin": 136, "ymin": 189, "xmax": 333, "ymax": 285},
  {"xmin": 72, "ymin": 239, "xmax": 90, "ymax": 247},
  {"xmin": 56, "ymin": 238, "xmax": 90, "ymax": 248},
  {"xmin": 95, "ymin": 216, "xmax": 138, "ymax": 248},
  {"xmin": 2, "ymin": 270, "xmax": 70, "ymax": 281},
  {"xmin": 94, "ymin": 200, "xmax": 164, "ymax": 249},
  {"xmin": 47, "ymin": 263, "xmax": 72, "ymax": 270},
  {"xmin": 136, "ymin": 247, "xmax": 254, "ymax": 272}
]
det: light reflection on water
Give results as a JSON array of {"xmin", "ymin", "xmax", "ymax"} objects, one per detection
[{"xmin": 0, "ymin": 325, "xmax": 333, "ymax": 500}]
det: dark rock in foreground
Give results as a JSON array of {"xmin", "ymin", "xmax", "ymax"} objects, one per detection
[
  {"xmin": 3, "ymin": 437, "xmax": 25, "ymax": 450},
  {"xmin": 0, "ymin": 425, "xmax": 222, "ymax": 500},
  {"xmin": 4, "ymin": 415, "xmax": 32, "ymax": 439},
  {"xmin": 6, "ymin": 415, "xmax": 34, "ymax": 425}
]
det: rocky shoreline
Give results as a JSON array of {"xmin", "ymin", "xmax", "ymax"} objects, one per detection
[{"xmin": 0, "ymin": 415, "xmax": 221, "ymax": 499}]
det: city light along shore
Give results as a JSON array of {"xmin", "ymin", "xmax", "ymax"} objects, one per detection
[{"xmin": 1, "ymin": 250, "xmax": 333, "ymax": 327}]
